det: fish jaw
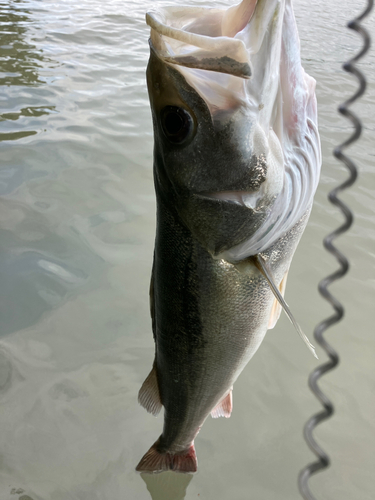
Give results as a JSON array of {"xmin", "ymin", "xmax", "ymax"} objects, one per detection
[{"xmin": 146, "ymin": 3, "xmax": 254, "ymax": 79}]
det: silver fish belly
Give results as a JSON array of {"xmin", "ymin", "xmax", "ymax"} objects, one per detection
[{"xmin": 136, "ymin": 0, "xmax": 321, "ymax": 473}]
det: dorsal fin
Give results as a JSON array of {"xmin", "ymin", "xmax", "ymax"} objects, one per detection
[{"xmin": 253, "ymin": 254, "xmax": 318, "ymax": 359}]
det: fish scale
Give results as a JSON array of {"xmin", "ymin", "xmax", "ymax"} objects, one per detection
[{"xmin": 136, "ymin": 0, "xmax": 321, "ymax": 473}]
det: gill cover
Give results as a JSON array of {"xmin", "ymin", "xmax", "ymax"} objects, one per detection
[{"xmin": 147, "ymin": 0, "xmax": 321, "ymax": 259}]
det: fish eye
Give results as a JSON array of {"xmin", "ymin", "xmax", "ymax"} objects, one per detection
[{"xmin": 160, "ymin": 106, "xmax": 194, "ymax": 145}]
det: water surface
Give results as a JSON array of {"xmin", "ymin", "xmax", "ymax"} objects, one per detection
[{"xmin": 0, "ymin": 0, "xmax": 374, "ymax": 499}]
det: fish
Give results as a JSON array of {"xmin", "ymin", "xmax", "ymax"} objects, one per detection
[{"xmin": 136, "ymin": 0, "xmax": 321, "ymax": 473}]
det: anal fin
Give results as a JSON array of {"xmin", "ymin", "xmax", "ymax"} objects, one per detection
[
  {"xmin": 138, "ymin": 361, "xmax": 162, "ymax": 416},
  {"xmin": 211, "ymin": 390, "xmax": 232, "ymax": 419}
]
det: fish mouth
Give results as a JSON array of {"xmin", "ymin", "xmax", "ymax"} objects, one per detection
[
  {"xmin": 146, "ymin": 1, "xmax": 259, "ymax": 80},
  {"xmin": 196, "ymin": 190, "xmax": 262, "ymax": 211},
  {"xmin": 146, "ymin": 0, "xmax": 283, "ymax": 115}
]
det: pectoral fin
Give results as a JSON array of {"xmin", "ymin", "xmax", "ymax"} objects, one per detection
[
  {"xmin": 138, "ymin": 361, "xmax": 162, "ymax": 416},
  {"xmin": 211, "ymin": 389, "xmax": 233, "ymax": 419},
  {"xmin": 253, "ymin": 254, "xmax": 318, "ymax": 359},
  {"xmin": 268, "ymin": 271, "xmax": 288, "ymax": 329}
]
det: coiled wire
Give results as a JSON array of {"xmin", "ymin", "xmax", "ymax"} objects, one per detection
[{"xmin": 298, "ymin": 1, "xmax": 373, "ymax": 499}]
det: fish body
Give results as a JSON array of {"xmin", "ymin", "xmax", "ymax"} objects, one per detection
[{"xmin": 137, "ymin": 0, "xmax": 321, "ymax": 473}]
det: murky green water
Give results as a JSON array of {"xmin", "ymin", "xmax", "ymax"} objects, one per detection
[{"xmin": 0, "ymin": 0, "xmax": 374, "ymax": 499}]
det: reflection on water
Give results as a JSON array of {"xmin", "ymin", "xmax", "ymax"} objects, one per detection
[
  {"xmin": 0, "ymin": 0, "xmax": 374, "ymax": 499},
  {"xmin": 0, "ymin": 1, "xmax": 57, "ymax": 142},
  {"xmin": 0, "ymin": 2, "xmax": 44, "ymax": 87},
  {"xmin": 141, "ymin": 472, "xmax": 193, "ymax": 500},
  {"xmin": 1, "ymin": 105, "xmax": 56, "ymax": 123}
]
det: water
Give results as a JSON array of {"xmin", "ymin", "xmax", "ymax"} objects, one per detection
[{"xmin": 0, "ymin": 0, "xmax": 374, "ymax": 498}]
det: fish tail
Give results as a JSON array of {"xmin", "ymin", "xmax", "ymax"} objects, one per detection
[{"xmin": 136, "ymin": 438, "xmax": 197, "ymax": 474}]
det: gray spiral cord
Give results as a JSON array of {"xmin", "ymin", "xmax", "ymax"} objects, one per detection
[{"xmin": 298, "ymin": 1, "xmax": 373, "ymax": 499}]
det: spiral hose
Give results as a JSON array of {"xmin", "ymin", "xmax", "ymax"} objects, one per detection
[{"xmin": 298, "ymin": 2, "xmax": 373, "ymax": 498}]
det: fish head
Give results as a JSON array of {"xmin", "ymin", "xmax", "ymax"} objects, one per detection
[{"xmin": 146, "ymin": 0, "xmax": 321, "ymax": 259}]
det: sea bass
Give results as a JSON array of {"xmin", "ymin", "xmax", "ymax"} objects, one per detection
[{"xmin": 136, "ymin": 0, "xmax": 321, "ymax": 473}]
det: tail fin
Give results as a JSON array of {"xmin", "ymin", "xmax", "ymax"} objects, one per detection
[{"xmin": 136, "ymin": 439, "xmax": 197, "ymax": 474}]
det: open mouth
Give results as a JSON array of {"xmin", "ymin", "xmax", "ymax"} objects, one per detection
[{"xmin": 146, "ymin": 1, "xmax": 259, "ymax": 80}]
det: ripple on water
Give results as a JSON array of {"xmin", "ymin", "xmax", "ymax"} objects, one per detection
[{"xmin": 0, "ymin": 0, "xmax": 374, "ymax": 499}]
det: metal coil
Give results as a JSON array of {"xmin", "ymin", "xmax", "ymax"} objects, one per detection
[{"xmin": 298, "ymin": 1, "xmax": 373, "ymax": 499}]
